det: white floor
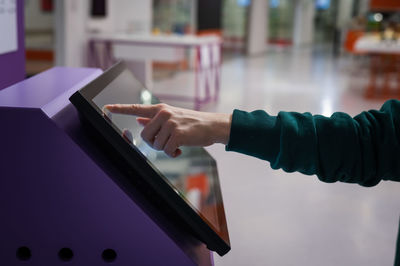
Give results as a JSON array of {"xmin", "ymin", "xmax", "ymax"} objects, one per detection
[{"xmin": 154, "ymin": 46, "xmax": 400, "ymax": 266}]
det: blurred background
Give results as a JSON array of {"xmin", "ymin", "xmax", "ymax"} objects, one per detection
[
  {"xmin": 21, "ymin": 0, "xmax": 400, "ymax": 265},
  {"xmin": 24, "ymin": 0, "xmax": 400, "ymax": 106}
]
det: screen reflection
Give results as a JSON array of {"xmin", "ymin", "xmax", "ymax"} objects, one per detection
[{"xmin": 92, "ymin": 69, "xmax": 221, "ymax": 230}]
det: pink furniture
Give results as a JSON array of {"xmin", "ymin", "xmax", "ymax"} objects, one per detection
[{"xmin": 88, "ymin": 33, "xmax": 222, "ymax": 110}]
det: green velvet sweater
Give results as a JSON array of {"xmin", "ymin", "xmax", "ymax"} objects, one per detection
[{"xmin": 226, "ymin": 99, "xmax": 400, "ymax": 265}]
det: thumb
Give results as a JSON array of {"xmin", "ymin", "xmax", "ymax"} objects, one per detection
[{"xmin": 137, "ymin": 117, "xmax": 151, "ymax": 126}]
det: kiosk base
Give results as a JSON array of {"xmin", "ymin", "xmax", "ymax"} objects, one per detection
[{"xmin": 0, "ymin": 67, "xmax": 213, "ymax": 265}]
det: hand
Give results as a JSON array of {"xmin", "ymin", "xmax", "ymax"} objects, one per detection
[{"xmin": 104, "ymin": 103, "xmax": 232, "ymax": 157}]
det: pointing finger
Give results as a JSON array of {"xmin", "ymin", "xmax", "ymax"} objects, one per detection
[{"xmin": 104, "ymin": 104, "xmax": 160, "ymax": 118}]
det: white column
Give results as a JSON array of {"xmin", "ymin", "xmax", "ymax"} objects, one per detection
[
  {"xmin": 293, "ymin": 0, "xmax": 315, "ymax": 46},
  {"xmin": 358, "ymin": 0, "xmax": 370, "ymax": 16},
  {"xmin": 54, "ymin": 0, "xmax": 65, "ymax": 66},
  {"xmin": 190, "ymin": 0, "xmax": 198, "ymax": 33},
  {"xmin": 108, "ymin": 0, "xmax": 153, "ymax": 88},
  {"xmin": 246, "ymin": 0, "xmax": 269, "ymax": 56},
  {"xmin": 55, "ymin": 0, "xmax": 89, "ymax": 67},
  {"xmin": 337, "ymin": 0, "xmax": 354, "ymax": 29},
  {"xmin": 55, "ymin": 0, "xmax": 153, "ymax": 68}
]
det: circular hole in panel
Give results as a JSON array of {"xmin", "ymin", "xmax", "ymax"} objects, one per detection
[
  {"xmin": 58, "ymin": 247, "xmax": 74, "ymax": 262},
  {"xmin": 16, "ymin": 246, "xmax": 31, "ymax": 261},
  {"xmin": 102, "ymin": 249, "xmax": 117, "ymax": 262}
]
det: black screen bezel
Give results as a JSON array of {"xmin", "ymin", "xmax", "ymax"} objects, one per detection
[{"xmin": 69, "ymin": 61, "xmax": 230, "ymax": 256}]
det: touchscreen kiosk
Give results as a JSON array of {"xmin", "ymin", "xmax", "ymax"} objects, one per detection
[{"xmin": 69, "ymin": 61, "xmax": 230, "ymax": 256}]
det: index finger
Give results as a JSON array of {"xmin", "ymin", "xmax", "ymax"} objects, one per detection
[{"xmin": 104, "ymin": 104, "xmax": 159, "ymax": 118}]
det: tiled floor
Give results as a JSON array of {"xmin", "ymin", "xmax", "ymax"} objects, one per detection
[{"xmin": 154, "ymin": 46, "xmax": 400, "ymax": 266}]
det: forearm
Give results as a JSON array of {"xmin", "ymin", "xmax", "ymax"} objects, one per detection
[{"xmin": 226, "ymin": 100, "xmax": 400, "ymax": 186}]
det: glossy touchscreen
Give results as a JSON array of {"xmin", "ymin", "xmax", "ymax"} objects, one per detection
[{"xmin": 91, "ymin": 69, "xmax": 222, "ymax": 232}]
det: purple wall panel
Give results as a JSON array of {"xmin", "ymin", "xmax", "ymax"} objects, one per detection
[{"xmin": 0, "ymin": 0, "xmax": 25, "ymax": 90}]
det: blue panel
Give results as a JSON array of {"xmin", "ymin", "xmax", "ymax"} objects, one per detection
[
  {"xmin": 316, "ymin": 0, "xmax": 330, "ymax": 10},
  {"xmin": 237, "ymin": 0, "xmax": 250, "ymax": 7}
]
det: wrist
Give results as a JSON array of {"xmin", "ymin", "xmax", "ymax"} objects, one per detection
[{"xmin": 212, "ymin": 113, "xmax": 232, "ymax": 145}]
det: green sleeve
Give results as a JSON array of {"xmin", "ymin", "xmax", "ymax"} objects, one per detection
[{"xmin": 225, "ymin": 99, "xmax": 400, "ymax": 187}]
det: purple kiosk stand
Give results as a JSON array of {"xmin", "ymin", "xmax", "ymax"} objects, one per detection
[{"xmin": 0, "ymin": 67, "xmax": 214, "ymax": 265}]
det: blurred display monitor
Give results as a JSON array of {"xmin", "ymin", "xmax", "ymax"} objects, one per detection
[
  {"xmin": 197, "ymin": 0, "xmax": 222, "ymax": 31},
  {"xmin": 91, "ymin": 0, "xmax": 107, "ymax": 17}
]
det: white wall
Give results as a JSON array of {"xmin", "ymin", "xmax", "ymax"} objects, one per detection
[
  {"xmin": 87, "ymin": 0, "xmax": 152, "ymax": 34},
  {"xmin": 55, "ymin": 0, "xmax": 153, "ymax": 67},
  {"xmin": 337, "ymin": 0, "xmax": 354, "ymax": 29},
  {"xmin": 111, "ymin": 0, "xmax": 152, "ymax": 33},
  {"xmin": 86, "ymin": 0, "xmax": 114, "ymax": 33},
  {"xmin": 24, "ymin": 0, "xmax": 54, "ymax": 32}
]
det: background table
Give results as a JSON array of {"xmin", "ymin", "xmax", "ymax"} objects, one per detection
[
  {"xmin": 354, "ymin": 35, "xmax": 400, "ymax": 98},
  {"xmin": 88, "ymin": 33, "xmax": 222, "ymax": 110}
]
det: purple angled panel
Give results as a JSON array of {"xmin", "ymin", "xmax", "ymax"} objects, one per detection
[
  {"xmin": 0, "ymin": 67, "xmax": 102, "ymax": 114},
  {"xmin": 0, "ymin": 107, "xmax": 197, "ymax": 265}
]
